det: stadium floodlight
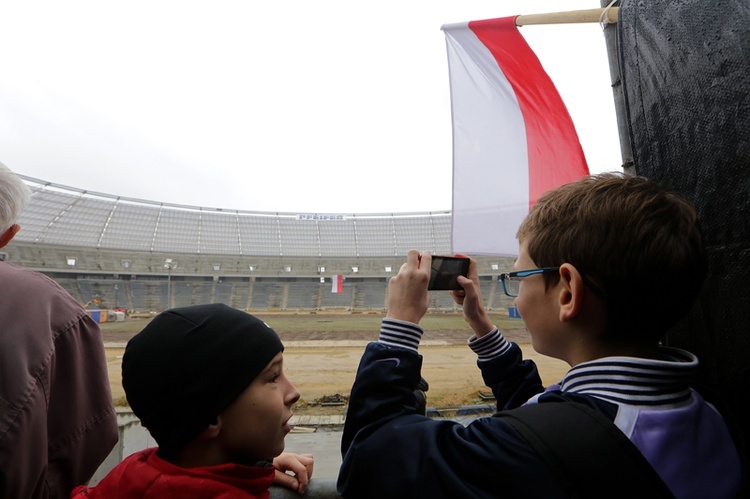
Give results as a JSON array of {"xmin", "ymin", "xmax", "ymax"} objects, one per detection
[
  {"xmin": 284, "ymin": 266, "xmax": 292, "ymax": 272},
  {"xmin": 320, "ymin": 277, "xmax": 325, "ymax": 283},
  {"xmin": 66, "ymin": 257, "xmax": 77, "ymax": 267},
  {"xmin": 164, "ymin": 258, "xmax": 178, "ymax": 308},
  {"xmin": 491, "ymin": 263, "xmax": 500, "ymax": 271},
  {"xmin": 212, "ymin": 263, "xmax": 221, "ymax": 271},
  {"xmin": 121, "ymin": 259, "xmax": 131, "ymax": 269},
  {"xmin": 352, "ymin": 266, "xmax": 359, "ymax": 273},
  {"xmin": 385, "ymin": 266, "xmax": 392, "ymax": 272},
  {"xmin": 318, "ymin": 266, "xmax": 325, "ymax": 273},
  {"xmin": 249, "ymin": 265, "xmax": 256, "ymax": 271}
]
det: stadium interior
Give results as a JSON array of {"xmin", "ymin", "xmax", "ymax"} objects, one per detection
[{"xmin": 5, "ymin": 175, "xmax": 517, "ymax": 314}]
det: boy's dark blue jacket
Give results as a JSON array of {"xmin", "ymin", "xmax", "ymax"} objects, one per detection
[{"xmin": 337, "ymin": 320, "xmax": 742, "ymax": 498}]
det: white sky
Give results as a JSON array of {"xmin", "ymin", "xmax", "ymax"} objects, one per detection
[{"xmin": 0, "ymin": 1, "xmax": 621, "ymax": 214}]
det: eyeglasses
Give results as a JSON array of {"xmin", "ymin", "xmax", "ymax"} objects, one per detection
[
  {"xmin": 499, "ymin": 267, "xmax": 559, "ymax": 297},
  {"xmin": 499, "ymin": 267, "xmax": 608, "ymax": 298}
]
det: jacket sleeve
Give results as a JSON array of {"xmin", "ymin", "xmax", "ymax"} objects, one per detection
[
  {"xmin": 470, "ymin": 329, "xmax": 545, "ymax": 410},
  {"xmin": 46, "ymin": 312, "xmax": 119, "ymax": 496},
  {"xmin": 0, "ymin": 266, "xmax": 118, "ymax": 499},
  {"xmin": 337, "ymin": 337, "xmax": 559, "ymax": 498}
]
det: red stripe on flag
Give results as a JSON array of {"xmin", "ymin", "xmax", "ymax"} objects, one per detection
[
  {"xmin": 331, "ymin": 274, "xmax": 343, "ymax": 293},
  {"xmin": 468, "ymin": 17, "xmax": 588, "ymax": 210}
]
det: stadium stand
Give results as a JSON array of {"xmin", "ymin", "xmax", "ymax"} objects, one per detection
[
  {"xmin": 6, "ymin": 175, "xmax": 520, "ymax": 499},
  {"xmin": 5, "ymin": 175, "xmax": 517, "ymax": 313}
]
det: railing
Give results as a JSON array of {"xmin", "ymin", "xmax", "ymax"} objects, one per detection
[{"xmin": 270, "ymin": 480, "xmax": 342, "ymax": 498}]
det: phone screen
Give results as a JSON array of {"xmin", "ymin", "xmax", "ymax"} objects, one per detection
[{"xmin": 428, "ymin": 256, "xmax": 470, "ymax": 290}]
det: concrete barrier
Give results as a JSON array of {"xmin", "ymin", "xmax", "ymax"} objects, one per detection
[
  {"xmin": 91, "ymin": 410, "xmax": 157, "ymax": 485},
  {"xmin": 270, "ymin": 479, "xmax": 342, "ymax": 498}
]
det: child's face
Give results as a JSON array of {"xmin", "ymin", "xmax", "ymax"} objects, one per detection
[
  {"xmin": 514, "ymin": 242, "xmax": 562, "ymax": 358},
  {"xmin": 216, "ymin": 352, "xmax": 300, "ymax": 463}
]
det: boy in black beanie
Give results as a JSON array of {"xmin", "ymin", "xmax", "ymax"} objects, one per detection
[{"xmin": 72, "ymin": 303, "xmax": 314, "ymax": 498}]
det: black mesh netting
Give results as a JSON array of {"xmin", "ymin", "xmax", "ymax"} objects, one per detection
[{"xmin": 617, "ymin": 0, "xmax": 750, "ymax": 462}]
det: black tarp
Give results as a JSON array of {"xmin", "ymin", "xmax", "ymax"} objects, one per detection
[{"xmin": 614, "ymin": 0, "xmax": 750, "ymax": 476}]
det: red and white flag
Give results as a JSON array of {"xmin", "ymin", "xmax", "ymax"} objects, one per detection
[
  {"xmin": 443, "ymin": 17, "xmax": 589, "ymax": 256},
  {"xmin": 331, "ymin": 274, "xmax": 343, "ymax": 293}
]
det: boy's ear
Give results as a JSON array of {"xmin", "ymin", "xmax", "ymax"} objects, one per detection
[
  {"xmin": 196, "ymin": 417, "xmax": 222, "ymax": 441},
  {"xmin": 558, "ymin": 264, "xmax": 584, "ymax": 322}
]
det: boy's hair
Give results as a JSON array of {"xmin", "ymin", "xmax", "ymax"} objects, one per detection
[
  {"xmin": 122, "ymin": 303, "xmax": 284, "ymax": 456},
  {"xmin": 516, "ymin": 172, "xmax": 707, "ymax": 344},
  {"xmin": 0, "ymin": 162, "xmax": 31, "ymax": 232}
]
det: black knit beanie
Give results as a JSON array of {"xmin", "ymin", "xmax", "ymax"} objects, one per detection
[{"xmin": 122, "ymin": 303, "xmax": 284, "ymax": 454}]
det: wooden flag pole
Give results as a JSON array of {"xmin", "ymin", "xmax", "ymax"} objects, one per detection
[{"xmin": 515, "ymin": 7, "xmax": 619, "ymax": 26}]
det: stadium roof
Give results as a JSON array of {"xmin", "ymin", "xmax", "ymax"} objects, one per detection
[{"xmin": 15, "ymin": 176, "xmax": 453, "ymax": 257}]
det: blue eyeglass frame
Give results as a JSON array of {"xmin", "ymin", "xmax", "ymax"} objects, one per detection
[
  {"xmin": 499, "ymin": 267, "xmax": 608, "ymax": 298},
  {"xmin": 499, "ymin": 267, "xmax": 559, "ymax": 297}
]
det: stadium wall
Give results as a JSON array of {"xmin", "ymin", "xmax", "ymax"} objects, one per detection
[{"xmin": 4, "ymin": 242, "xmax": 515, "ymax": 312}]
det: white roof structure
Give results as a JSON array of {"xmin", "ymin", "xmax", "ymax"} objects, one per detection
[{"xmin": 16, "ymin": 176, "xmax": 452, "ymax": 257}]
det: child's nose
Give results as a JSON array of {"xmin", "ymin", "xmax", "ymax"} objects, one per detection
[{"xmin": 287, "ymin": 383, "xmax": 301, "ymax": 406}]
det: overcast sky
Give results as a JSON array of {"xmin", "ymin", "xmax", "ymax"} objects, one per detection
[{"xmin": 0, "ymin": 1, "xmax": 621, "ymax": 214}]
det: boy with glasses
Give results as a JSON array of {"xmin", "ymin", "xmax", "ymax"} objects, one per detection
[{"xmin": 338, "ymin": 173, "xmax": 742, "ymax": 498}]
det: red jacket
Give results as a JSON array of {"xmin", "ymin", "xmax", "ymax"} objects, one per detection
[{"xmin": 71, "ymin": 448, "xmax": 276, "ymax": 498}]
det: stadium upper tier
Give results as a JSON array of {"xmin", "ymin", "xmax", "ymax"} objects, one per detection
[{"xmin": 15, "ymin": 176, "xmax": 452, "ymax": 257}]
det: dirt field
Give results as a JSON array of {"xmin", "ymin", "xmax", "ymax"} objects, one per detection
[{"xmin": 102, "ymin": 312, "xmax": 569, "ymax": 412}]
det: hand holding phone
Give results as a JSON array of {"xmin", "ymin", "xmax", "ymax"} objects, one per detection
[{"xmin": 427, "ymin": 256, "xmax": 470, "ymax": 290}]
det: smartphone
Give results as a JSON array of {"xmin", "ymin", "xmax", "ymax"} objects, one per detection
[{"xmin": 427, "ymin": 256, "xmax": 470, "ymax": 290}]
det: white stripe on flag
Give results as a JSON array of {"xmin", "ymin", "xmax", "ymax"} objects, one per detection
[
  {"xmin": 443, "ymin": 17, "xmax": 588, "ymax": 257},
  {"xmin": 331, "ymin": 274, "xmax": 343, "ymax": 293},
  {"xmin": 444, "ymin": 21, "xmax": 529, "ymax": 256}
]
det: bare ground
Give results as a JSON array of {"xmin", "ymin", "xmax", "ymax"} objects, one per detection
[{"xmin": 103, "ymin": 315, "xmax": 568, "ymax": 414}]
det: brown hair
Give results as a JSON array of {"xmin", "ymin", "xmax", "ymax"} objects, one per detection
[{"xmin": 516, "ymin": 172, "xmax": 707, "ymax": 344}]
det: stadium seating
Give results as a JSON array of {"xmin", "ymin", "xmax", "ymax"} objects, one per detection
[{"xmin": 6, "ymin": 176, "xmax": 517, "ymax": 312}]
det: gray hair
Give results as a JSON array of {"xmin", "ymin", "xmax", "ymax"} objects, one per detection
[{"xmin": 0, "ymin": 162, "xmax": 31, "ymax": 232}]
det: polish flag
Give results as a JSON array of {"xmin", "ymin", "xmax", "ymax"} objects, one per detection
[
  {"xmin": 443, "ymin": 17, "xmax": 589, "ymax": 256},
  {"xmin": 331, "ymin": 274, "xmax": 343, "ymax": 293}
]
